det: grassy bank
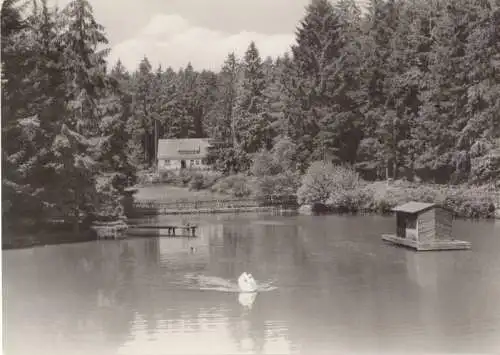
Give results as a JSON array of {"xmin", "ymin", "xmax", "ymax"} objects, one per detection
[{"xmin": 134, "ymin": 184, "xmax": 229, "ymax": 201}]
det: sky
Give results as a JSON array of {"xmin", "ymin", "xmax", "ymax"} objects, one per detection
[{"xmin": 47, "ymin": 0, "xmax": 368, "ymax": 72}]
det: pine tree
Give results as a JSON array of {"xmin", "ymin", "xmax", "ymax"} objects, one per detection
[
  {"xmin": 130, "ymin": 57, "xmax": 155, "ymax": 165},
  {"xmin": 284, "ymin": 0, "xmax": 363, "ymax": 170},
  {"xmin": 196, "ymin": 69, "xmax": 218, "ymax": 138},
  {"xmin": 234, "ymin": 41, "xmax": 269, "ymax": 155},
  {"xmin": 213, "ymin": 52, "xmax": 240, "ymax": 145},
  {"xmin": 182, "ymin": 63, "xmax": 203, "ymax": 137},
  {"xmin": 206, "ymin": 53, "xmax": 242, "ymax": 173},
  {"xmin": 2, "ymin": 0, "xmax": 67, "ymax": 224},
  {"xmin": 51, "ymin": 0, "xmax": 115, "ymax": 227},
  {"xmin": 98, "ymin": 60, "xmax": 136, "ymax": 191},
  {"xmin": 413, "ymin": 0, "xmax": 473, "ymax": 182},
  {"xmin": 458, "ymin": 0, "xmax": 500, "ymax": 183},
  {"xmin": 356, "ymin": 0, "xmax": 408, "ymax": 180},
  {"xmin": 156, "ymin": 66, "xmax": 182, "ymax": 140}
]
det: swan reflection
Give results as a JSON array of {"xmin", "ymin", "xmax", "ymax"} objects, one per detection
[{"xmin": 238, "ymin": 292, "xmax": 257, "ymax": 309}]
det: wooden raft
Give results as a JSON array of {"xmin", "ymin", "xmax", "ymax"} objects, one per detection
[
  {"xmin": 382, "ymin": 201, "xmax": 471, "ymax": 251},
  {"xmin": 382, "ymin": 234, "xmax": 471, "ymax": 251}
]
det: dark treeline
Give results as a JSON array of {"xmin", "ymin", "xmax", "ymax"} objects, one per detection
[{"xmin": 2, "ymin": 0, "xmax": 500, "ymax": 228}]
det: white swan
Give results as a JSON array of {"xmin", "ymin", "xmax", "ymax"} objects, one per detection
[{"xmin": 238, "ymin": 272, "xmax": 258, "ymax": 293}]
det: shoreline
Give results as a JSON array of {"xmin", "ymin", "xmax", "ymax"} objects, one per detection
[
  {"xmin": 131, "ymin": 181, "xmax": 499, "ymax": 220},
  {"xmin": 3, "ymin": 208, "xmax": 498, "ymax": 251},
  {"xmin": 3, "ymin": 180, "xmax": 498, "ymax": 250},
  {"xmin": 132, "ymin": 180, "xmax": 499, "ymax": 220},
  {"xmin": 133, "ymin": 201, "xmax": 500, "ymax": 220}
]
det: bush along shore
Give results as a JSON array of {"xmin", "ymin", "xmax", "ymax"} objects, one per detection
[
  {"xmin": 296, "ymin": 163, "xmax": 498, "ymax": 220},
  {"xmin": 134, "ymin": 163, "xmax": 499, "ymax": 220},
  {"xmin": 299, "ymin": 181, "xmax": 499, "ymax": 220}
]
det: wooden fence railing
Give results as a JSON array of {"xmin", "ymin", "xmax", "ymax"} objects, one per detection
[{"xmin": 133, "ymin": 196, "xmax": 298, "ymax": 211}]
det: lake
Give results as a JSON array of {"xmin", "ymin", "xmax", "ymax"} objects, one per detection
[{"xmin": 3, "ymin": 213, "xmax": 500, "ymax": 355}]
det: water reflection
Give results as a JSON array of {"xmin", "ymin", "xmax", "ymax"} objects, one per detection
[
  {"xmin": 238, "ymin": 292, "xmax": 257, "ymax": 309},
  {"xmin": 3, "ymin": 214, "xmax": 500, "ymax": 354}
]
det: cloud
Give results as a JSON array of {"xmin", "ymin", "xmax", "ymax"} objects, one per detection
[{"xmin": 108, "ymin": 14, "xmax": 295, "ymax": 72}]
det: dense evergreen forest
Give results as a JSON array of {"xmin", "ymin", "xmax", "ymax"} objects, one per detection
[{"xmin": 2, "ymin": 0, "xmax": 500, "ymax": 228}]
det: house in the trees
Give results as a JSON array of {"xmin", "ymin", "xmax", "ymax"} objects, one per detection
[
  {"xmin": 382, "ymin": 201, "xmax": 471, "ymax": 251},
  {"xmin": 157, "ymin": 138, "xmax": 212, "ymax": 172}
]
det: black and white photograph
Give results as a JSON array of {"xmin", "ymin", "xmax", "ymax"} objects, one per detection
[{"xmin": 2, "ymin": 0, "xmax": 500, "ymax": 354}]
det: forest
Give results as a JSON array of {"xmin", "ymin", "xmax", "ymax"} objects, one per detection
[{"xmin": 2, "ymin": 0, "xmax": 500, "ymax": 231}]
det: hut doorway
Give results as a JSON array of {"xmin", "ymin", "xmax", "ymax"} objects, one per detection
[
  {"xmin": 181, "ymin": 160, "xmax": 186, "ymax": 169},
  {"xmin": 396, "ymin": 212, "xmax": 417, "ymax": 240}
]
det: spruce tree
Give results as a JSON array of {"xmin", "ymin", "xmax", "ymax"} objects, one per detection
[
  {"xmin": 285, "ymin": 0, "xmax": 363, "ymax": 169},
  {"xmin": 52, "ymin": 0, "xmax": 116, "ymax": 227},
  {"xmin": 234, "ymin": 41, "xmax": 269, "ymax": 155},
  {"xmin": 214, "ymin": 52, "xmax": 240, "ymax": 145},
  {"xmin": 131, "ymin": 57, "xmax": 154, "ymax": 165}
]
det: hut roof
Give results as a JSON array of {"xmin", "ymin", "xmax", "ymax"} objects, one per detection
[{"xmin": 391, "ymin": 201, "xmax": 435, "ymax": 214}]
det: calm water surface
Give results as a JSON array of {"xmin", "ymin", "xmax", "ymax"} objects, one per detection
[{"xmin": 3, "ymin": 214, "xmax": 500, "ymax": 355}]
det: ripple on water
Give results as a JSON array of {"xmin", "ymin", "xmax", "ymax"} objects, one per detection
[{"xmin": 176, "ymin": 273, "xmax": 277, "ymax": 293}]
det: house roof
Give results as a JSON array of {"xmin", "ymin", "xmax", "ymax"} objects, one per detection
[
  {"xmin": 157, "ymin": 138, "xmax": 211, "ymax": 160},
  {"xmin": 391, "ymin": 201, "xmax": 436, "ymax": 214}
]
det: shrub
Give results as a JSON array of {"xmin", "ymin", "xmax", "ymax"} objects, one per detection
[
  {"xmin": 136, "ymin": 170, "xmax": 160, "ymax": 185},
  {"xmin": 252, "ymin": 172, "xmax": 301, "ymax": 201},
  {"xmin": 202, "ymin": 171, "xmax": 223, "ymax": 189},
  {"xmin": 365, "ymin": 182, "xmax": 442, "ymax": 214},
  {"xmin": 93, "ymin": 174, "xmax": 125, "ymax": 221},
  {"xmin": 178, "ymin": 170, "xmax": 193, "ymax": 186},
  {"xmin": 408, "ymin": 185, "xmax": 443, "ymax": 203},
  {"xmin": 154, "ymin": 169, "xmax": 222, "ymax": 190},
  {"xmin": 211, "ymin": 174, "xmax": 253, "ymax": 198},
  {"xmin": 188, "ymin": 171, "xmax": 222, "ymax": 191},
  {"xmin": 212, "ymin": 147, "xmax": 251, "ymax": 174},
  {"xmin": 365, "ymin": 182, "xmax": 495, "ymax": 218},
  {"xmin": 443, "ymin": 187, "xmax": 496, "ymax": 218},
  {"xmin": 297, "ymin": 162, "xmax": 335, "ymax": 204},
  {"xmin": 271, "ymin": 137, "xmax": 297, "ymax": 172},
  {"xmin": 188, "ymin": 173, "xmax": 205, "ymax": 191},
  {"xmin": 158, "ymin": 171, "xmax": 178, "ymax": 184},
  {"xmin": 297, "ymin": 162, "xmax": 362, "ymax": 205},
  {"xmin": 328, "ymin": 187, "xmax": 374, "ymax": 213},
  {"xmin": 154, "ymin": 170, "xmax": 188, "ymax": 186},
  {"xmin": 250, "ymin": 150, "xmax": 282, "ymax": 177}
]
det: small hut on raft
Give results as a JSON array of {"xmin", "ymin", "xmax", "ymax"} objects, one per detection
[{"xmin": 382, "ymin": 201, "xmax": 471, "ymax": 251}]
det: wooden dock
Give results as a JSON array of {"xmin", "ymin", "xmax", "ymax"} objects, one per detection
[
  {"xmin": 127, "ymin": 224, "xmax": 198, "ymax": 237},
  {"xmin": 382, "ymin": 234, "xmax": 471, "ymax": 251}
]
